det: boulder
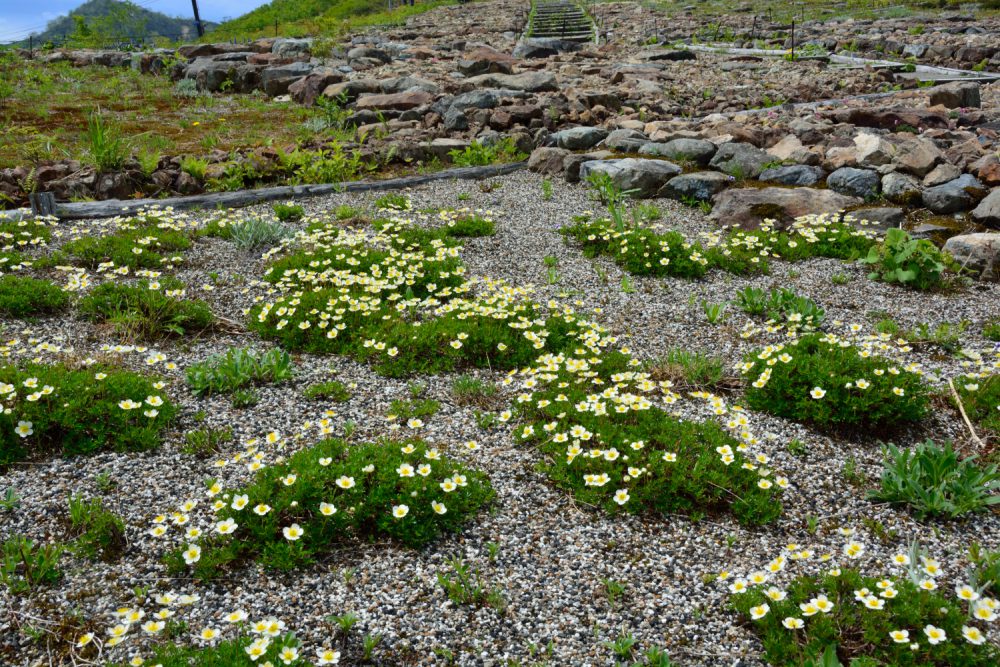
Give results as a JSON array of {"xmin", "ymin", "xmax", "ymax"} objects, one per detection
[
  {"xmin": 943, "ymin": 233, "xmax": 1000, "ymax": 280},
  {"xmin": 972, "ymin": 188, "xmax": 1000, "ymax": 228},
  {"xmin": 661, "ymin": 172, "xmax": 733, "ymax": 201},
  {"xmin": 636, "ymin": 49, "xmax": 696, "ymax": 61},
  {"xmin": 854, "ymin": 133, "xmax": 895, "ymax": 168},
  {"xmin": 578, "ymin": 158, "xmax": 682, "ymax": 198},
  {"xmin": 443, "ymin": 106, "xmax": 469, "ymax": 131},
  {"xmin": 429, "ymin": 138, "xmax": 472, "ymax": 162},
  {"xmin": 355, "ymin": 90, "xmax": 434, "ymax": 111},
  {"xmin": 271, "ymin": 38, "xmax": 313, "ymax": 58},
  {"xmin": 881, "ymin": 172, "xmax": 923, "ymax": 205},
  {"xmin": 709, "ymin": 187, "xmax": 861, "ymax": 229},
  {"xmin": 528, "ymin": 147, "xmax": 572, "ymax": 176},
  {"xmin": 288, "ymin": 67, "xmax": 345, "ymax": 106},
  {"xmin": 977, "ymin": 157, "xmax": 1000, "ymax": 187},
  {"xmin": 767, "ymin": 134, "xmax": 818, "ymax": 165},
  {"xmin": 602, "ymin": 129, "xmax": 647, "ymax": 152},
  {"xmin": 928, "ymin": 82, "xmax": 981, "ymax": 109},
  {"xmin": 827, "ymin": 167, "xmax": 880, "ymax": 199},
  {"xmin": 893, "ymin": 137, "xmax": 943, "ymax": 177},
  {"xmin": 456, "ymin": 47, "xmax": 515, "ymax": 76},
  {"xmin": 563, "ymin": 151, "xmax": 615, "ymax": 183},
  {"xmin": 922, "ymin": 174, "xmax": 987, "ymax": 214},
  {"xmin": 322, "ymin": 79, "xmax": 381, "ymax": 102},
  {"xmin": 514, "ymin": 38, "xmax": 582, "ymax": 59},
  {"xmin": 346, "ymin": 46, "xmax": 391, "ymax": 63},
  {"xmin": 708, "ymin": 142, "xmax": 772, "ymax": 178},
  {"xmin": 639, "ymin": 138, "xmax": 716, "ymax": 166},
  {"xmin": 462, "ymin": 71, "xmax": 557, "ymax": 92},
  {"xmin": 552, "ymin": 126, "xmax": 609, "ymax": 150},
  {"xmin": 758, "ymin": 165, "xmax": 826, "ymax": 186},
  {"xmin": 922, "ymin": 163, "xmax": 962, "ymax": 187},
  {"xmin": 260, "ymin": 62, "xmax": 315, "ymax": 97}
]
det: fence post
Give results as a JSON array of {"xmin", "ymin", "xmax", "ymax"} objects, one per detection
[
  {"xmin": 791, "ymin": 19, "xmax": 795, "ymax": 61},
  {"xmin": 29, "ymin": 192, "xmax": 57, "ymax": 217},
  {"xmin": 28, "ymin": 36, "xmax": 33, "ymax": 57}
]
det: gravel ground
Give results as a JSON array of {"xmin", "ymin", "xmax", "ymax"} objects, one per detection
[{"xmin": 0, "ymin": 170, "xmax": 998, "ymax": 666}]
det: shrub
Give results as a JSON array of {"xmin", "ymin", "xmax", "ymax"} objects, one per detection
[
  {"xmin": 0, "ymin": 275, "xmax": 69, "ymax": 317},
  {"xmin": 62, "ymin": 225, "xmax": 191, "ymax": 270},
  {"xmin": 79, "ymin": 279, "xmax": 214, "ymax": 340},
  {"xmin": 0, "ymin": 362, "xmax": 175, "ymax": 466},
  {"xmin": 180, "ymin": 156, "xmax": 209, "ymax": 181},
  {"xmin": 515, "ymin": 352, "xmax": 783, "ymax": 526},
  {"xmin": 186, "ymin": 347, "xmax": 293, "ymax": 397},
  {"xmin": 85, "ymin": 110, "xmax": 129, "ymax": 173},
  {"xmin": 272, "ymin": 203, "xmax": 305, "ymax": 222},
  {"xmin": 303, "ymin": 380, "xmax": 351, "ymax": 402},
  {"xmin": 439, "ymin": 210, "xmax": 495, "ymax": 237},
  {"xmin": 953, "ymin": 374, "xmax": 1000, "ymax": 435},
  {"xmin": 166, "ymin": 438, "xmax": 493, "ymax": 576},
  {"xmin": 731, "ymin": 560, "xmax": 1000, "ymax": 667},
  {"xmin": 67, "ymin": 495, "xmax": 126, "ymax": 561},
  {"xmin": 742, "ymin": 333, "xmax": 929, "ymax": 428},
  {"xmin": 863, "ymin": 228, "xmax": 950, "ymax": 290},
  {"xmin": 869, "ymin": 440, "xmax": 1000, "ymax": 519}
]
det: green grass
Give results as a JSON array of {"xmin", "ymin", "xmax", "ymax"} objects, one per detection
[{"xmin": 79, "ymin": 279, "xmax": 213, "ymax": 341}]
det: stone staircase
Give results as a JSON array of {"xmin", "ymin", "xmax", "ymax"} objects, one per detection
[{"xmin": 528, "ymin": 0, "xmax": 595, "ymax": 43}]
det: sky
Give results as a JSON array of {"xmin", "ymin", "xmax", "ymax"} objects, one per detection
[{"xmin": 0, "ymin": 0, "xmax": 273, "ymax": 42}]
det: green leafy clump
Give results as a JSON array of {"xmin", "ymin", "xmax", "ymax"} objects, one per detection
[
  {"xmin": 731, "ymin": 565, "xmax": 999, "ymax": 667},
  {"xmin": 646, "ymin": 347, "xmax": 730, "ymax": 392},
  {"xmin": 200, "ymin": 218, "xmax": 294, "ymax": 252},
  {"xmin": 272, "ymin": 202, "xmax": 305, "ymax": 222},
  {"xmin": 863, "ymin": 228, "xmax": 951, "ymax": 290},
  {"xmin": 0, "ymin": 219, "xmax": 53, "ymax": 249},
  {"xmin": 186, "ymin": 347, "xmax": 293, "ymax": 397},
  {"xmin": 735, "ymin": 287, "xmax": 825, "ymax": 327},
  {"xmin": 869, "ymin": 440, "xmax": 1000, "ymax": 519},
  {"xmin": 515, "ymin": 352, "xmax": 783, "ymax": 526},
  {"xmin": 84, "ymin": 110, "xmax": 129, "ymax": 173},
  {"xmin": 742, "ymin": 333, "xmax": 929, "ymax": 428},
  {"xmin": 0, "ymin": 362, "xmax": 176, "ymax": 466},
  {"xmin": 388, "ymin": 398, "xmax": 440, "ymax": 420},
  {"xmin": 167, "ymin": 438, "xmax": 493, "ymax": 576},
  {"xmin": 983, "ymin": 318, "xmax": 1000, "ymax": 342},
  {"xmin": 78, "ymin": 279, "xmax": 213, "ymax": 340},
  {"xmin": 451, "ymin": 375, "xmax": 499, "ymax": 407},
  {"xmin": 249, "ymin": 221, "xmax": 582, "ymax": 377},
  {"xmin": 0, "ymin": 275, "xmax": 69, "ymax": 317},
  {"xmin": 441, "ymin": 212, "xmax": 495, "ymax": 237},
  {"xmin": 108, "ymin": 634, "xmax": 305, "ymax": 667},
  {"xmin": 374, "ymin": 192, "xmax": 410, "ymax": 210},
  {"xmin": 303, "ymin": 380, "xmax": 351, "ymax": 402},
  {"xmin": 1, "ymin": 536, "xmax": 62, "ymax": 593},
  {"xmin": 448, "ymin": 137, "xmax": 525, "ymax": 167},
  {"xmin": 67, "ymin": 495, "xmax": 126, "ymax": 562},
  {"xmin": 560, "ymin": 217, "xmax": 710, "ymax": 279},
  {"xmin": 62, "ymin": 223, "xmax": 191, "ymax": 269},
  {"xmin": 953, "ymin": 374, "xmax": 1000, "ymax": 436}
]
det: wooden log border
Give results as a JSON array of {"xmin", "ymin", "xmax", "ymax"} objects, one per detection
[{"xmin": 43, "ymin": 161, "xmax": 528, "ymax": 221}]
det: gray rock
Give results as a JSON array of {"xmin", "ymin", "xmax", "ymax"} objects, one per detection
[
  {"xmin": 758, "ymin": 165, "xmax": 826, "ymax": 186},
  {"xmin": 943, "ymin": 233, "xmax": 1000, "ymax": 280},
  {"xmin": 848, "ymin": 207, "xmax": 905, "ymax": 231},
  {"xmin": 463, "ymin": 71, "xmax": 558, "ymax": 93},
  {"xmin": 271, "ymin": 38, "xmax": 313, "ymax": 57},
  {"xmin": 260, "ymin": 62, "xmax": 314, "ymax": 97},
  {"xmin": 527, "ymin": 147, "xmax": 571, "ymax": 176},
  {"xmin": 827, "ymin": 167, "xmax": 880, "ymax": 199},
  {"xmin": 972, "ymin": 188, "xmax": 1000, "ymax": 228},
  {"xmin": 661, "ymin": 171, "xmax": 734, "ymax": 201},
  {"xmin": 637, "ymin": 49, "xmax": 697, "ymax": 61},
  {"xmin": 322, "ymin": 79, "xmax": 381, "ymax": 102},
  {"xmin": 928, "ymin": 81, "xmax": 981, "ymax": 109},
  {"xmin": 602, "ymin": 129, "xmax": 648, "ymax": 153},
  {"xmin": 639, "ymin": 138, "xmax": 716, "ymax": 166},
  {"xmin": 443, "ymin": 106, "xmax": 469, "ymax": 131},
  {"xmin": 709, "ymin": 187, "xmax": 861, "ymax": 229},
  {"xmin": 451, "ymin": 90, "xmax": 502, "ymax": 110},
  {"xmin": 881, "ymin": 172, "xmax": 923, "ymax": 205},
  {"xmin": 893, "ymin": 137, "xmax": 943, "ymax": 177},
  {"xmin": 708, "ymin": 142, "xmax": 772, "ymax": 178},
  {"xmin": 923, "ymin": 163, "xmax": 962, "ymax": 187},
  {"xmin": 922, "ymin": 174, "xmax": 987, "ymax": 214},
  {"xmin": 578, "ymin": 158, "xmax": 682, "ymax": 198},
  {"xmin": 552, "ymin": 126, "xmax": 609, "ymax": 151},
  {"xmin": 347, "ymin": 46, "xmax": 391, "ymax": 63}
]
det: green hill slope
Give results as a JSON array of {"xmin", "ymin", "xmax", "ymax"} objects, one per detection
[{"xmin": 23, "ymin": 0, "xmax": 211, "ymax": 45}]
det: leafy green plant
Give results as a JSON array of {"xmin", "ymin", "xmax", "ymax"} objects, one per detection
[
  {"xmin": 869, "ymin": 440, "xmax": 999, "ymax": 519},
  {"xmin": 442, "ymin": 212, "xmax": 495, "ymax": 237},
  {"xmin": 388, "ymin": 398, "xmax": 440, "ymax": 421},
  {"xmin": 374, "ymin": 193, "xmax": 410, "ymax": 210},
  {"xmin": 272, "ymin": 203, "xmax": 305, "ymax": 222},
  {"xmin": 1, "ymin": 536, "xmax": 62, "ymax": 593},
  {"xmin": 182, "ymin": 426, "xmax": 234, "ymax": 458},
  {"xmin": 953, "ymin": 374, "xmax": 1000, "ymax": 435},
  {"xmin": 304, "ymin": 380, "xmax": 351, "ymax": 402},
  {"xmin": 111, "ymin": 634, "xmax": 306, "ymax": 667},
  {"xmin": 451, "ymin": 375, "xmax": 498, "ymax": 407},
  {"xmin": 701, "ymin": 299, "xmax": 728, "ymax": 324},
  {"xmin": 180, "ymin": 155, "xmax": 209, "ymax": 181},
  {"xmin": 0, "ymin": 276, "xmax": 69, "ymax": 317},
  {"xmin": 67, "ymin": 495, "xmax": 126, "ymax": 561},
  {"xmin": 647, "ymin": 348, "xmax": 729, "ymax": 392},
  {"xmin": 436, "ymin": 556, "xmax": 506, "ymax": 611},
  {"xmin": 186, "ymin": 347, "xmax": 293, "ymax": 397},
  {"xmin": 447, "ymin": 137, "xmax": 525, "ymax": 167},
  {"xmin": 63, "ymin": 224, "xmax": 191, "ymax": 270},
  {"xmin": 732, "ymin": 564, "xmax": 999, "ymax": 667},
  {"xmin": 0, "ymin": 362, "xmax": 175, "ymax": 466},
  {"xmin": 85, "ymin": 110, "xmax": 129, "ymax": 172},
  {"xmin": 79, "ymin": 279, "xmax": 213, "ymax": 340},
  {"xmin": 541, "ymin": 178, "xmax": 553, "ymax": 200},
  {"xmin": 983, "ymin": 318, "xmax": 1000, "ymax": 342},
  {"xmin": 907, "ymin": 321, "xmax": 967, "ymax": 354},
  {"xmin": 742, "ymin": 333, "xmax": 929, "ymax": 428},
  {"xmin": 735, "ymin": 287, "xmax": 824, "ymax": 326},
  {"xmin": 201, "ymin": 218, "xmax": 294, "ymax": 252},
  {"xmin": 166, "ymin": 438, "xmax": 493, "ymax": 576},
  {"xmin": 864, "ymin": 228, "xmax": 950, "ymax": 290}
]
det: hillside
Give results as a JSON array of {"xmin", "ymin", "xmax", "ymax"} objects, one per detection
[
  {"xmin": 23, "ymin": 0, "xmax": 211, "ymax": 45},
  {"xmin": 209, "ymin": 0, "xmax": 450, "ymax": 39}
]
